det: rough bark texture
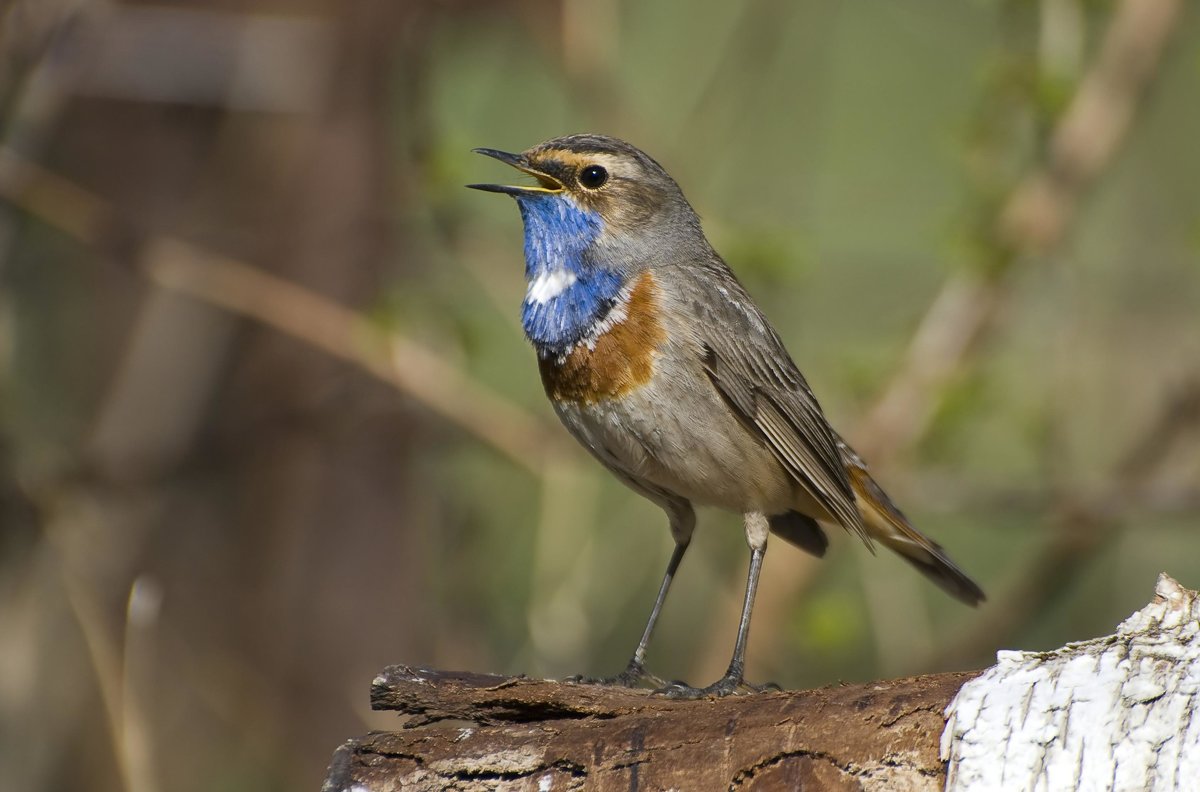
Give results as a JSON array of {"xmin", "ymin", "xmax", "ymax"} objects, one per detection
[
  {"xmin": 323, "ymin": 666, "xmax": 978, "ymax": 791},
  {"xmin": 943, "ymin": 573, "xmax": 1200, "ymax": 792}
]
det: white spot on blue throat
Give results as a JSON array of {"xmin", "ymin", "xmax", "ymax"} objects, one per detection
[
  {"xmin": 516, "ymin": 193, "xmax": 626, "ymax": 353},
  {"xmin": 526, "ymin": 268, "xmax": 577, "ymax": 304}
]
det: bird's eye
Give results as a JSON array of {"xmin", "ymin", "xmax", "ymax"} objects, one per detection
[{"xmin": 578, "ymin": 164, "xmax": 608, "ymax": 189}]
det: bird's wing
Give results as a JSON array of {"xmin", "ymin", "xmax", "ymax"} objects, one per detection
[{"xmin": 692, "ymin": 268, "xmax": 870, "ymax": 547}]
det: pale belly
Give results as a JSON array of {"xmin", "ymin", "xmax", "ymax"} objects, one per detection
[{"xmin": 550, "ymin": 377, "xmax": 800, "ymax": 516}]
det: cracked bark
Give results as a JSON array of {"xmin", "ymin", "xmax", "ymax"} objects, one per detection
[{"xmin": 322, "ymin": 667, "xmax": 977, "ymax": 791}]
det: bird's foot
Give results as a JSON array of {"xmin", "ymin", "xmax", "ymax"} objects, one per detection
[
  {"xmin": 657, "ymin": 675, "xmax": 782, "ymax": 699},
  {"xmin": 566, "ymin": 661, "xmax": 666, "ymax": 689}
]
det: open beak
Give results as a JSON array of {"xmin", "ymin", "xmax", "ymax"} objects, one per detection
[{"xmin": 467, "ymin": 148, "xmax": 564, "ymax": 195}]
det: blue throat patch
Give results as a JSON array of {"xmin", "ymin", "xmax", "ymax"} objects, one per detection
[{"xmin": 516, "ymin": 194, "xmax": 625, "ymax": 353}]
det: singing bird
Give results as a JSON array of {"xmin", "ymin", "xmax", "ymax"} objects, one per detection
[{"xmin": 469, "ymin": 134, "xmax": 983, "ymax": 697}]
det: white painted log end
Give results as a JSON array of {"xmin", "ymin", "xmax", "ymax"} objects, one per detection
[{"xmin": 942, "ymin": 573, "xmax": 1200, "ymax": 792}]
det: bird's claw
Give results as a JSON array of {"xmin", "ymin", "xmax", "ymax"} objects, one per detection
[
  {"xmin": 657, "ymin": 675, "xmax": 781, "ymax": 699},
  {"xmin": 566, "ymin": 662, "xmax": 666, "ymax": 689}
]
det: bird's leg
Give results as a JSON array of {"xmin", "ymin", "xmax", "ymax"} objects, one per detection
[
  {"xmin": 568, "ymin": 540, "xmax": 687, "ymax": 688},
  {"xmin": 621, "ymin": 539, "xmax": 688, "ymax": 685},
  {"xmin": 662, "ymin": 513, "xmax": 780, "ymax": 699},
  {"xmin": 570, "ymin": 500, "xmax": 694, "ymax": 688}
]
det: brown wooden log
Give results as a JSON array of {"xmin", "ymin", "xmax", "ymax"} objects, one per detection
[{"xmin": 322, "ymin": 665, "xmax": 980, "ymax": 791}]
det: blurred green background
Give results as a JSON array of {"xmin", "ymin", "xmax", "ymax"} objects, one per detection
[{"xmin": 2, "ymin": 1, "xmax": 1199, "ymax": 790}]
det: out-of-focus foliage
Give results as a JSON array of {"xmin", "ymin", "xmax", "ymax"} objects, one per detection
[{"xmin": 1, "ymin": 1, "xmax": 1198, "ymax": 791}]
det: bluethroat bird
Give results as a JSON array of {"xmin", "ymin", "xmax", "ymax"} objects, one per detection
[{"xmin": 469, "ymin": 134, "xmax": 984, "ymax": 698}]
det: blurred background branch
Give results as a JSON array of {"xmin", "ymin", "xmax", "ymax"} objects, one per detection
[
  {"xmin": 0, "ymin": 145, "xmax": 575, "ymax": 471},
  {"xmin": 0, "ymin": 2, "xmax": 1197, "ymax": 791},
  {"xmin": 853, "ymin": 0, "xmax": 1184, "ymax": 467}
]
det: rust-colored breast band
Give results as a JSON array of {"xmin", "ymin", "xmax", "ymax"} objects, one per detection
[{"xmin": 539, "ymin": 271, "xmax": 665, "ymax": 405}]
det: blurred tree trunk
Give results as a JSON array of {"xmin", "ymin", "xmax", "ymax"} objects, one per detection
[
  {"xmin": 4, "ymin": 2, "xmax": 444, "ymax": 790},
  {"xmin": 200, "ymin": 2, "xmax": 431, "ymax": 784}
]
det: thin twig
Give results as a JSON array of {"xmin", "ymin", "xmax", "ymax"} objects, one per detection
[{"xmin": 37, "ymin": 499, "xmax": 136, "ymax": 792}]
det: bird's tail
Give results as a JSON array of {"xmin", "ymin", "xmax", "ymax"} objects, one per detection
[{"xmin": 841, "ymin": 443, "xmax": 985, "ymax": 606}]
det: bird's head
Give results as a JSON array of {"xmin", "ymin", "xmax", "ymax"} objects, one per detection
[
  {"xmin": 469, "ymin": 134, "xmax": 703, "ymax": 352},
  {"xmin": 469, "ymin": 134, "xmax": 702, "ymax": 264}
]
